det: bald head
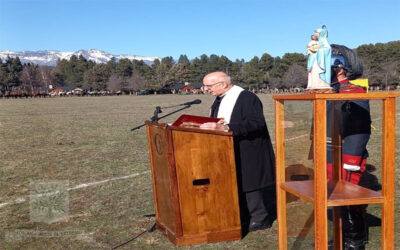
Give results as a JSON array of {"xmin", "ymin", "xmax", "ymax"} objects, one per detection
[
  {"xmin": 203, "ymin": 71, "xmax": 233, "ymax": 96},
  {"xmin": 203, "ymin": 71, "xmax": 231, "ymax": 84}
]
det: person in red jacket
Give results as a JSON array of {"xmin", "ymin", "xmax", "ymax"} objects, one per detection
[{"xmin": 327, "ymin": 44, "xmax": 373, "ymax": 250}]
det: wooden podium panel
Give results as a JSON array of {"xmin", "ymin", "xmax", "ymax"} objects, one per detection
[
  {"xmin": 146, "ymin": 123, "xmax": 178, "ymax": 234},
  {"xmin": 172, "ymin": 129, "xmax": 240, "ymax": 238},
  {"xmin": 146, "ymin": 120, "xmax": 241, "ymax": 245}
]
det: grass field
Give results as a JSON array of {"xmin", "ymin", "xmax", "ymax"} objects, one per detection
[{"xmin": 0, "ymin": 93, "xmax": 399, "ymax": 249}]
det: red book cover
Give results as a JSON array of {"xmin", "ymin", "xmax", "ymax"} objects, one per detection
[{"xmin": 172, "ymin": 114, "xmax": 221, "ymax": 127}]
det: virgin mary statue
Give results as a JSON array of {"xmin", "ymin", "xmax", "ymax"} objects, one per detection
[{"xmin": 307, "ymin": 25, "xmax": 332, "ymax": 91}]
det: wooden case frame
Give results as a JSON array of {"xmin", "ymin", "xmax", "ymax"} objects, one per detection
[{"xmin": 273, "ymin": 92, "xmax": 398, "ymax": 250}]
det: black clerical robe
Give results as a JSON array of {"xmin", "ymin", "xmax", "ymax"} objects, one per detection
[{"xmin": 222, "ymin": 90, "xmax": 275, "ymax": 192}]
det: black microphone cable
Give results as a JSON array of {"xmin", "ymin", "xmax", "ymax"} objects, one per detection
[{"xmin": 111, "ymin": 222, "xmax": 156, "ymax": 250}]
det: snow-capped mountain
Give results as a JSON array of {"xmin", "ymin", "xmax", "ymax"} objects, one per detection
[{"xmin": 0, "ymin": 49, "xmax": 159, "ymax": 66}]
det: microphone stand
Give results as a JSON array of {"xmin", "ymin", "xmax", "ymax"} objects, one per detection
[
  {"xmin": 131, "ymin": 104, "xmax": 193, "ymax": 131},
  {"xmin": 150, "ymin": 106, "xmax": 162, "ymax": 122}
]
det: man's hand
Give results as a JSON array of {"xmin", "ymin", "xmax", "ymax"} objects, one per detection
[{"xmin": 200, "ymin": 122, "xmax": 229, "ymax": 131}]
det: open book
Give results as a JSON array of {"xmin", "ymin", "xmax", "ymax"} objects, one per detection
[{"xmin": 172, "ymin": 114, "xmax": 221, "ymax": 128}]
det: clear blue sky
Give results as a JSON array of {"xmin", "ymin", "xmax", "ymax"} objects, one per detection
[{"xmin": 0, "ymin": 0, "xmax": 399, "ymax": 61}]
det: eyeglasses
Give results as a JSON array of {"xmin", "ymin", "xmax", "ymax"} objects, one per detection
[{"xmin": 203, "ymin": 81, "xmax": 223, "ymax": 89}]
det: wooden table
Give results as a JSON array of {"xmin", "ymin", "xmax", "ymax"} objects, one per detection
[{"xmin": 273, "ymin": 92, "xmax": 398, "ymax": 250}]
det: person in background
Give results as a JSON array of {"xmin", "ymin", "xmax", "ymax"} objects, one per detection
[
  {"xmin": 327, "ymin": 44, "xmax": 372, "ymax": 250},
  {"xmin": 200, "ymin": 71, "xmax": 276, "ymax": 232}
]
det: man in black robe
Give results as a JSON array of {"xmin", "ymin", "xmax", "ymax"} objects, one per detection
[{"xmin": 200, "ymin": 71, "xmax": 276, "ymax": 232}]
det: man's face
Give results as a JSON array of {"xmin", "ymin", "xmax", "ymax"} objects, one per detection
[
  {"xmin": 331, "ymin": 67, "xmax": 345, "ymax": 82},
  {"xmin": 203, "ymin": 77, "xmax": 228, "ymax": 96}
]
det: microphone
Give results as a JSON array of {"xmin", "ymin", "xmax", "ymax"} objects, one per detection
[{"xmin": 181, "ymin": 99, "xmax": 202, "ymax": 106}]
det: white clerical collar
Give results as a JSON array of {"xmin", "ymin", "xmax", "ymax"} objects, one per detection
[
  {"xmin": 220, "ymin": 85, "xmax": 235, "ymax": 97},
  {"xmin": 217, "ymin": 85, "xmax": 244, "ymax": 123}
]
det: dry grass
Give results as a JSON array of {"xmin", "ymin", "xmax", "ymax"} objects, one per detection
[{"xmin": 0, "ymin": 93, "xmax": 399, "ymax": 249}]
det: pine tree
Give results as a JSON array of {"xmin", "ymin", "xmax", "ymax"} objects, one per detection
[
  {"xmin": 0, "ymin": 59, "xmax": 7, "ymax": 88},
  {"xmin": 153, "ymin": 57, "xmax": 174, "ymax": 87},
  {"xmin": 3, "ymin": 57, "xmax": 23, "ymax": 90},
  {"xmin": 84, "ymin": 63, "xmax": 111, "ymax": 90},
  {"xmin": 242, "ymin": 56, "xmax": 262, "ymax": 88},
  {"xmin": 106, "ymin": 57, "xmax": 117, "ymax": 73},
  {"xmin": 116, "ymin": 58, "xmax": 133, "ymax": 77},
  {"xmin": 178, "ymin": 54, "xmax": 190, "ymax": 65}
]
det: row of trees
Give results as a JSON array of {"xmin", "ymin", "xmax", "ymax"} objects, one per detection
[
  {"xmin": 1, "ymin": 41, "xmax": 399, "ymax": 91},
  {"xmin": 356, "ymin": 41, "xmax": 400, "ymax": 86}
]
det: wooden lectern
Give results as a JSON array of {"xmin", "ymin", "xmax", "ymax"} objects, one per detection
[
  {"xmin": 273, "ymin": 92, "xmax": 398, "ymax": 250},
  {"xmin": 145, "ymin": 116, "xmax": 241, "ymax": 245}
]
